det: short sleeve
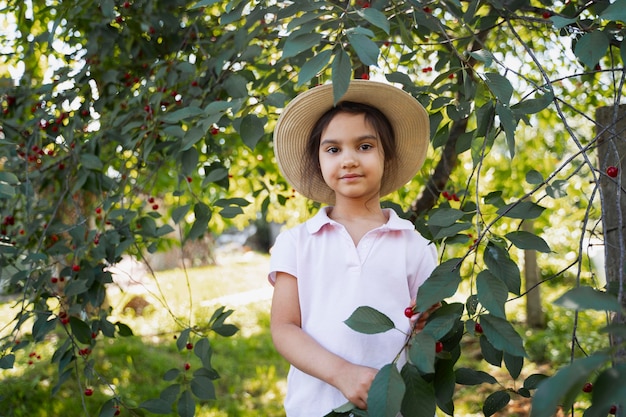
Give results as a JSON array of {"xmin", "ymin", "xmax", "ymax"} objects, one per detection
[
  {"xmin": 408, "ymin": 233, "xmax": 438, "ymax": 299},
  {"xmin": 268, "ymin": 228, "xmax": 299, "ymax": 285}
]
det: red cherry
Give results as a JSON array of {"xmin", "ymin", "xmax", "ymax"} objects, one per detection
[
  {"xmin": 123, "ymin": 1, "xmax": 131, "ymax": 8},
  {"xmin": 186, "ymin": 176, "xmax": 192, "ymax": 183},
  {"xmin": 609, "ymin": 405, "xmax": 617, "ymax": 415},
  {"xmin": 184, "ymin": 362, "xmax": 191, "ymax": 370},
  {"xmin": 151, "ymin": 204, "xmax": 159, "ymax": 210},
  {"xmin": 186, "ymin": 342, "xmax": 193, "ymax": 350},
  {"xmin": 404, "ymin": 307, "xmax": 414, "ymax": 318},
  {"xmin": 360, "ymin": 73, "xmax": 370, "ymax": 80},
  {"xmin": 148, "ymin": 197, "xmax": 155, "ymax": 203},
  {"xmin": 84, "ymin": 388, "xmax": 94, "ymax": 396},
  {"xmin": 435, "ymin": 341, "xmax": 443, "ymax": 353},
  {"xmin": 475, "ymin": 322, "xmax": 483, "ymax": 334},
  {"xmin": 582, "ymin": 382, "xmax": 593, "ymax": 393},
  {"xmin": 607, "ymin": 166, "xmax": 619, "ymax": 178},
  {"xmin": 72, "ymin": 264, "xmax": 80, "ymax": 272},
  {"xmin": 542, "ymin": 11, "xmax": 551, "ymax": 19},
  {"xmin": 95, "ymin": 207, "xmax": 102, "ymax": 214}
]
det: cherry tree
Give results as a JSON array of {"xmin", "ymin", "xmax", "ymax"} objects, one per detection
[{"xmin": 1, "ymin": 0, "xmax": 625, "ymax": 416}]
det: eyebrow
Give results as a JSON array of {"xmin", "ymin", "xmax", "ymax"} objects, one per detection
[{"xmin": 320, "ymin": 134, "xmax": 379, "ymax": 146}]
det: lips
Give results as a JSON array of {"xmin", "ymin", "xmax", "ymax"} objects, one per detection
[{"xmin": 340, "ymin": 173, "xmax": 362, "ymax": 180}]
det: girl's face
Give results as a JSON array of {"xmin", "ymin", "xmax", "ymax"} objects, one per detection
[{"xmin": 318, "ymin": 112, "xmax": 385, "ymax": 204}]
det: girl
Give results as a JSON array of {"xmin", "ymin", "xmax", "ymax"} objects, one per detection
[{"xmin": 269, "ymin": 80, "xmax": 437, "ymax": 417}]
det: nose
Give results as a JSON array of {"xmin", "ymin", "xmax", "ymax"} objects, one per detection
[{"xmin": 341, "ymin": 149, "xmax": 358, "ymax": 168}]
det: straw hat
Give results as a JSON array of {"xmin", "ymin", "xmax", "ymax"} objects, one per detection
[{"xmin": 273, "ymin": 80, "xmax": 429, "ymax": 205}]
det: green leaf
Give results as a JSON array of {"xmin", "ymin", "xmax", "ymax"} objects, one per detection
[
  {"xmin": 455, "ymin": 367, "xmax": 497, "ymax": 385},
  {"xmin": 591, "ymin": 364, "xmax": 626, "ymax": 412},
  {"xmin": 298, "ymin": 49, "xmax": 332, "ymax": 87},
  {"xmin": 600, "ymin": 0, "xmax": 626, "ymax": 22},
  {"xmin": 219, "ymin": 206, "xmax": 244, "ymax": 218},
  {"xmin": 432, "ymin": 222, "xmax": 472, "ymax": 240},
  {"xmin": 344, "ymin": 306, "xmax": 395, "ymax": 334},
  {"xmin": 358, "ymin": 8, "xmax": 390, "ymax": 34},
  {"xmin": 347, "ymin": 32, "xmax": 379, "ymax": 66},
  {"xmin": 574, "ymin": 31, "xmax": 609, "ymax": 69},
  {"xmin": 0, "ymin": 354, "xmax": 15, "ymax": 369},
  {"xmin": 331, "ymin": 49, "xmax": 351, "ymax": 104},
  {"xmin": 530, "ymin": 354, "xmax": 609, "ymax": 417},
  {"xmin": 469, "ymin": 49, "xmax": 494, "ymax": 67},
  {"xmin": 115, "ymin": 321, "xmax": 133, "ymax": 336},
  {"xmin": 171, "ymin": 204, "xmax": 190, "ymax": 224},
  {"xmin": 98, "ymin": 399, "xmax": 118, "ymax": 417},
  {"xmin": 161, "ymin": 106, "xmax": 204, "ymax": 123},
  {"xmin": 0, "ymin": 171, "xmax": 19, "ymax": 184},
  {"xmin": 282, "ymin": 33, "xmax": 323, "ymax": 59},
  {"xmin": 222, "ymin": 74, "xmax": 248, "ymax": 98},
  {"xmin": 481, "ymin": 314, "xmax": 526, "ymax": 357},
  {"xmin": 511, "ymin": 91, "xmax": 553, "ymax": 116},
  {"xmin": 181, "ymin": 127, "xmax": 207, "ymax": 151},
  {"xmin": 483, "ymin": 390, "xmax": 511, "ymax": 417},
  {"xmin": 422, "ymin": 302, "xmax": 464, "ymax": 341},
  {"xmin": 505, "ymin": 231, "xmax": 551, "ymax": 253},
  {"xmin": 496, "ymin": 102, "xmax": 516, "ymax": 158},
  {"xmin": 504, "ymin": 352, "xmax": 523, "ymax": 379},
  {"xmin": 480, "ymin": 335, "xmax": 503, "ymax": 367},
  {"xmin": 484, "ymin": 73, "xmax": 513, "ymax": 105},
  {"xmin": 497, "ymin": 201, "xmax": 545, "ymax": 219},
  {"xmin": 164, "ymin": 368, "xmax": 181, "ymax": 381},
  {"xmin": 33, "ymin": 313, "xmax": 57, "ymax": 342},
  {"xmin": 428, "ymin": 208, "xmax": 466, "ymax": 227},
  {"xmin": 553, "ymin": 286, "xmax": 623, "ymax": 312},
  {"xmin": 0, "ymin": 183, "xmax": 15, "ymax": 198},
  {"xmin": 190, "ymin": 0, "xmax": 220, "ymax": 9},
  {"xmin": 550, "ymin": 15, "xmax": 578, "ymax": 29},
  {"xmin": 400, "ymin": 364, "xmax": 436, "ymax": 417},
  {"xmin": 69, "ymin": 317, "xmax": 92, "ymax": 344},
  {"xmin": 139, "ymin": 398, "xmax": 172, "ymax": 414},
  {"xmin": 191, "ymin": 376, "xmax": 216, "ymax": 400},
  {"xmin": 415, "ymin": 259, "xmax": 462, "ymax": 313},
  {"xmin": 523, "ymin": 373, "xmax": 549, "ymax": 390},
  {"xmin": 238, "ymin": 114, "xmax": 266, "ymax": 149},
  {"xmin": 477, "ymin": 270, "xmax": 508, "ymax": 318},
  {"xmin": 177, "ymin": 389, "xmax": 195, "ymax": 417},
  {"xmin": 525, "ymin": 169, "xmax": 543, "ymax": 184},
  {"xmin": 409, "ymin": 332, "xmax": 436, "ymax": 374},
  {"xmin": 434, "ymin": 359, "xmax": 456, "ymax": 413},
  {"xmin": 80, "ymin": 154, "xmax": 104, "ymax": 171},
  {"xmin": 484, "ymin": 245, "xmax": 521, "ymax": 295},
  {"xmin": 367, "ymin": 364, "xmax": 405, "ymax": 417}
]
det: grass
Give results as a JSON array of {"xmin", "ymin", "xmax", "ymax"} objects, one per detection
[
  {"xmin": 1, "ymin": 250, "xmax": 289, "ymax": 417},
  {"xmin": 0, "ymin": 250, "xmax": 612, "ymax": 417}
]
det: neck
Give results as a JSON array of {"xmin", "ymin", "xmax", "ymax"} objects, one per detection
[{"xmin": 329, "ymin": 195, "xmax": 385, "ymax": 222}]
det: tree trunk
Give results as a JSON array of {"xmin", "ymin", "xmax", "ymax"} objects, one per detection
[
  {"xmin": 596, "ymin": 104, "xmax": 626, "ymax": 362},
  {"xmin": 523, "ymin": 220, "xmax": 545, "ymax": 329}
]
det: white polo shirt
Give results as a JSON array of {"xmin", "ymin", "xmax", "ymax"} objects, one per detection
[{"xmin": 269, "ymin": 207, "xmax": 437, "ymax": 417}]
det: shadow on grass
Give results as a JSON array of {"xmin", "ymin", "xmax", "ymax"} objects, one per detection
[{"xmin": 0, "ymin": 302, "xmax": 288, "ymax": 417}]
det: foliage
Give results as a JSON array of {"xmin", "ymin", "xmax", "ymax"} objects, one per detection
[{"xmin": 1, "ymin": 0, "xmax": 626, "ymax": 416}]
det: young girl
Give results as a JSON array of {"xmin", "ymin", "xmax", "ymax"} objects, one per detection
[{"xmin": 269, "ymin": 80, "xmax": 437, "ymax": 417}]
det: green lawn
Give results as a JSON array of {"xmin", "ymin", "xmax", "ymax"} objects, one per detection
[{"xmin": 1, "ymin": 251, "xmax": 289, "ymax": 417}]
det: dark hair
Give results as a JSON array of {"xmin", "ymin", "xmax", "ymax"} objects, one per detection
[{"xmin": 302, "ymin": 101, "xmax": 397, "ymax": 198}]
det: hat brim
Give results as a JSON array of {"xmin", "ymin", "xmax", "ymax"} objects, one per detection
[{"xmin": 273, "ymin": 80, "xmax": 429, "ymax": 205}]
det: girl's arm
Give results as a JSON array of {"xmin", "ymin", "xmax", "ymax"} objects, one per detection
[{"xmin": 270, "ymin": 271, "xmax": 378, "ymax": 410}]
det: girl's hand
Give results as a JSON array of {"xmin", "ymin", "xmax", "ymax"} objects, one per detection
[
  {"xmin": 408, "ymin": 300, "xmax": 441, "ymax": 334},
  {"xmin": 333, "ymin": 363, "xmax": 378, "ymax": 410}
]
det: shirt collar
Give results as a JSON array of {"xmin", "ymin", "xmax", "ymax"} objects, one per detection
[{"xmin": 305, "ymin": 206, "xmax": 414, "ymax": 234}]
